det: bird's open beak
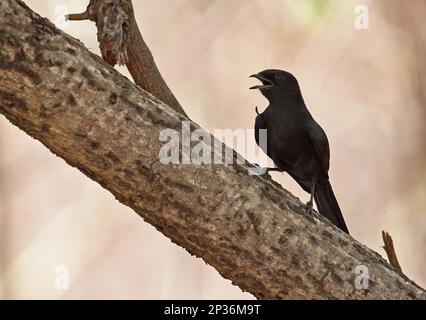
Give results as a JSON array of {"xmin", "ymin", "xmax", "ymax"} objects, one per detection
[{"xmin": 250, "ymin": 74, "xmax": 273, "ymax": 90}]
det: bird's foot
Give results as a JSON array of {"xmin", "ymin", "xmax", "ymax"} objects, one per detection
[
  {"xmin": 249, "ymin": 163, "xmax": 269, "ymax": 176},
  {"xmin": 249, "ymin": 164, "xmax": 282, "ymax": 176},
  {"xmin": 305, "ymin": 200, "xmax": 314, "ymax": 215},
  {"xmin": 266, "ymin": 167, "xmax": 282, "ymax": 174}
]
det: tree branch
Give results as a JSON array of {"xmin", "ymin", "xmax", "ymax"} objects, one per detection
[
  {"xmin": 67, "ymin": 0, "xmax": 187, "ymax": 117},
  {"xmin": 0, "ymin": 0, "xmax": 425, "ymax": 299}
]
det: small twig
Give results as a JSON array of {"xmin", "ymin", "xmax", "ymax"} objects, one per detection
[
  {"xmin": 382, "ymin": 231, "xmax": 402, "ymax": 272},
  {"xmin": 66, "ymin": 12, "xmax": 90, "ymax": 21}
]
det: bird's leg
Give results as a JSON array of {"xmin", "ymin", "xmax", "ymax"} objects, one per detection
[
  {"xmin": 253, "ymin": 163, "xmax": 282, "ymax": 173},
  {"xmin": 305, "ymin": 180, "xmax": 316, "ymax": 214}
]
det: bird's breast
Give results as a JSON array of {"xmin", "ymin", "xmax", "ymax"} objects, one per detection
[{"xmin": 265, "ymin": 113, "xmax": 314, "ymax": 164}]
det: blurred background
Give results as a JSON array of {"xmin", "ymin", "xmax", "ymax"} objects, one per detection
[{"xmin": 0, "ymin": 0, "xmax": 425, "ymax": 299}]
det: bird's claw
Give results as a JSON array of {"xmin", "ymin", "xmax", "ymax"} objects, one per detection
[
  {"xmin": 250, "ymin": 163, "xmax": 269, "ymax": 176},
  {"xmin": 305, "ymin": 201, "xmax": 314, "ymax": 215}
]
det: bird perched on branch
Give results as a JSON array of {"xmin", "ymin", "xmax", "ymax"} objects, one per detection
[{"xmin": 250, "ymin": 69, "xmax": 349, "ymax": 234}]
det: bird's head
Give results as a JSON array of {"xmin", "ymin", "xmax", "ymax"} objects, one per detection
[{"xmin": 250, "ymin": 69, "xmax": 300, "ymax": 102}]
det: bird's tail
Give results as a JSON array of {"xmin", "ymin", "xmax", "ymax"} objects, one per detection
[{"xmin": 314, "ymin": 180, "xmax": 349, "ymax": 234}]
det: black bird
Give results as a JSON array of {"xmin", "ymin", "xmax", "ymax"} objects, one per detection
[{"xmin": 250, "ymin": 69, "xmax": 349, "ymax": 234}]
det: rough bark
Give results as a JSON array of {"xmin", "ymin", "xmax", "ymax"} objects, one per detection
[
  {"xmin": 67, "ymin": 0, "xmax": 187, "ymax": 117},
  {"xmin": 0, "ymin": 0, "xmax": 425, "ymax": 299}
]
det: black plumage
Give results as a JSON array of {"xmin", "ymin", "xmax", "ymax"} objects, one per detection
[{"xmin": 250, "ymin": 69, "xmax": 349, "ymax": 234}]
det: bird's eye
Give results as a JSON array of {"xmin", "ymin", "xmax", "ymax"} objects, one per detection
[{"xmin": 275, "ymin": 74, "xmax": 285, "ymax": 84}]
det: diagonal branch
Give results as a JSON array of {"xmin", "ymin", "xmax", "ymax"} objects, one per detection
[{"xmin": 0, "ymin": 0, "xmax": 425, "ymax": 299}]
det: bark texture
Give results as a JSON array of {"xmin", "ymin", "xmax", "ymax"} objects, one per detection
[
  {"xmin": 67, "ymin": 0, "xmax": 187, "ymax": 117},
  {"xmin": 0, "ymin": 0, "xmax": 425, "ymax": 299}
]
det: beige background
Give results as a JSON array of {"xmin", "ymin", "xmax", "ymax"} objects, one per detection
[{"xmin": 0, "ymin": 0, "xmax": 425, "ymax": 299}]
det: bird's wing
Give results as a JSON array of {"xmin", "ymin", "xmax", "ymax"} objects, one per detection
[
  {"xmin": 307, "ymin": 122, "xmax": 330, "ymax": 175},
  {"xmin": 254, "ymin": 113, "xmax": 265, "ymax": 147},
  {"xmin": 254, "ymin": 113, "xmax": 271, "ymax": 159}
]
